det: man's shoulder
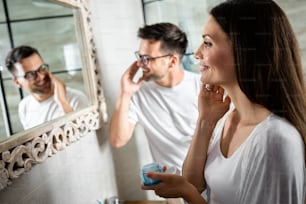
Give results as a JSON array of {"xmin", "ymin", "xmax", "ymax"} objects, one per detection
[
  {"xmin": 65, "ymin": 87, "xmax": 88, "ymax": 107},
  {"xmin": 19, "ymin": 94, "xmax": 35, "ymax": 106},
  {"xmin": 66, "ymin": 87, "xmax": 86, "ymax": 97},
  {"xmin": 183, "ymin": 69, "xmax": 200, "ymax": 77},
  {"xmin": 183, "ymin": 70, "xmax": 201, "ymax": 90},
  {"xmin": 183, "ymin": 69, "xmax": 200, "ymax": 75}
]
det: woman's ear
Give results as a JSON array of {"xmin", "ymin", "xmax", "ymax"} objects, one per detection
[{"xmin": 12, "ymin": 77, "xmax": 22, "ymax": 88}]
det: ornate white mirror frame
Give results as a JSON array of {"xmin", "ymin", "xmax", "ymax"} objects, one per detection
[{"xmin": 0, "ymin": 0, "xmax": 107, "ymax": 190}]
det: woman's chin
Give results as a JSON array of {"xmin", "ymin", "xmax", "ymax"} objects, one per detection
[{"xmin": 200, "ymin": 76, "xmax": 210, "ymax": 84}]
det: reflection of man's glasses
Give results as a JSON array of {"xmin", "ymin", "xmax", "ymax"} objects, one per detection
[
  {"xmin": 135, "ymin": 51, "xmax": 172, "ymax": 66},
  {"xmin": 19, "ymin": 64, "xmax": 49, "ymax": 81}
]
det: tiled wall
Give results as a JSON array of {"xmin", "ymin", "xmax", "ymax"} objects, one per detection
[
  {"xmin": 89, "ymin": 0, "xmax": 159, "ymax": 201},
  {"xmin": 277, "ymin": 0, "xmax": 306, "ymax": 79},
  {"xmin": 0, "ymin": 131, "xmax": 117, "ymax": 204}
]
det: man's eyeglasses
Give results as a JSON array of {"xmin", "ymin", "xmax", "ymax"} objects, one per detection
[
  {"xmin": 135, "ymin": 51, "xmax": 172, "ymax": 66},
  {"xmin": 18, "ymin": 64, "xmax": 49, "ymax": 81}
]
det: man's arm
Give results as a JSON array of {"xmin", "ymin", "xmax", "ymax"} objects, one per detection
[
  {"xmin": 110, "ymin": 61, "xmax": 144, "ymax": 148},
  {"xmin": 109, "ymin": 93, "xmax": 135, "ymax": 147}
]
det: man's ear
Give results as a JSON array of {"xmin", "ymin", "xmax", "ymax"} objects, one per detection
[
  {"xmin": 169, "ymin": 54, "xmax": 179, "ymax": 68},
  {"xmin": 12, "ymin": 77, "xmax": 22, "ymax": 88}
]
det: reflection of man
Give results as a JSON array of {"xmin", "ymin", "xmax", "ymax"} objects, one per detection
[
  {"xmin": 110, "ymin": 23, "xmax": 201, "ymax": 174},
  {"xmin": 5, "ymin": 45, "xmax": 88, "ymax": 129}
]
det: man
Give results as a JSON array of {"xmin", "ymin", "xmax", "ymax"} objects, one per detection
[
  {"xmin": 5, "ymin": 45, "xmax": 88, "ymax": 129},
  {"xmin": 110, "ymin": 22, "xmax": 201, "ymax": 175}
]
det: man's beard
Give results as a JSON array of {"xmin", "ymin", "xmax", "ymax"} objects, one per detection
[
  {"xmin": 145, "ymin": 72, "xmax": 166, "ymax": 82},
  {"xmin": 30, "ymin": 75, "xmax": 52, "ymax": 95}
]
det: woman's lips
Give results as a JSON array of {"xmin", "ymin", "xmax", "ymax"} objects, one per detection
[{"xmin": 200, "ymin": 64, "xmax": 209, "ymax": 72}]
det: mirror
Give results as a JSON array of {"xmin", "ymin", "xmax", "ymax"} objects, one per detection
[
  {"xmin": 0, "ymin": 0, "xmax": 84, "ymax": 139},
  {"xmin": 0, "ymin": 0, "xmax": 107, "ymax": 190}
]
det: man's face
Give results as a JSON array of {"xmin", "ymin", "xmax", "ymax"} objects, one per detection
[
  {"xmin": 13, "ymin": 53, "xmax": 52, "ymax": 96},
  {"xmin": 137, "ymin": 39, "xmax": 172, "ymax": 81}
]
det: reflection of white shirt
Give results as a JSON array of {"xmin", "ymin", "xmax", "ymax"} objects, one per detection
[
  {"xmin": 19, "ymin": 87, "xmax": 88, "ymax": 129},
  {"xmin": 128, "ymin": 70, "xmax": 201, "ymax": 173},
  {"xmin": 204, "ymin": 113, "xmax": 305, "ymax": 204}
]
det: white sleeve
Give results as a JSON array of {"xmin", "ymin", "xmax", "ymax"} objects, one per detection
[
  {"xmin": 128, "ymin": 96, "xmax": 138, "ymax": 125},
  {"xmin": 18, "ymin": 99, "xmax": 27, "ymax": 129},
  {"xmin": 72, "ymin": 92, "xmax": 88, "ymax": 110},
  {"xmin": 66, "ymin": 88, "xmax": 88, "ymax": 110}
]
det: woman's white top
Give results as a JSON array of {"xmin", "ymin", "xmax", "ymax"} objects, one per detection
[{"xmin": 204, "ymin": 113, "xmax": 305, "ymax": 204}]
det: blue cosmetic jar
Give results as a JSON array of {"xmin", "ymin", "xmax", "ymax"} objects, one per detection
[{"xmin": 141, "ymin": 162, "xmax": 162, "ymax": 186}]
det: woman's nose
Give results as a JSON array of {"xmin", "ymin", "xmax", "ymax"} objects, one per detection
[{"xmin": 194, "ymin": 47, "xmax": 202, "ymax": 60}]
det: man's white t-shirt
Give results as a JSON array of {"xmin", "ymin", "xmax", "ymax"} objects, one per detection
[
  {"xmin": 128, "ymin": 70, "xmax": 201, "ymax": 173},
  {"xmin": 204, "ymin": 113, "xmax": 305, "ymax": 204},
  {"xmin": 19, "ymin": 87, "xmax": 88, "ymax": 129}
]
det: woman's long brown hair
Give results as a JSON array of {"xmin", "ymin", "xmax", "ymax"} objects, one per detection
[{"xmin": 211, "ymin": 0, "xmax": 306, "ymax": 155}]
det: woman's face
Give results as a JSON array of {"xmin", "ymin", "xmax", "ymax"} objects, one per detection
[{"xmin": 195, "ymin": 15, "xmax": 236, "ymax": 87}]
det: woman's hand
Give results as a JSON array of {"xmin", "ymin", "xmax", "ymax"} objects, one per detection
[
  {"xmin": 198, "ymin": 84, "xmax": 231, "ymax": 123},
  {"xmin": 141, "ymin": 172, "xmax": 207, "ymax": 204}
]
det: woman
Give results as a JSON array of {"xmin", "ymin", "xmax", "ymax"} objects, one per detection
[{"xmin": 141, "ymin": 0, "xmax": 306, "ymax": 203}]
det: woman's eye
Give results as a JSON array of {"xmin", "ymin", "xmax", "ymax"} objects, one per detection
[{"xmin": 204, "ymin": 41, "xmax": 212, "ymax": 48}]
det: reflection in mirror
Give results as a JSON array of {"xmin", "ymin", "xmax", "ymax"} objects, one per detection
[
  {"xmin": 0, "ymin": 0, "xmax": 107, "ymax": 190},
  {"xmin": 6, "ymin": 45, "xmax": 88, "ymax": 130},
  {"xmin": 0, "ymin": 0, "xmax": 86, "ymax": 141}
]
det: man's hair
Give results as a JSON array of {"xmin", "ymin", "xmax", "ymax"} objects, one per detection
[
  {"xmin": 5, "ymin": 45, "xmax": 41, "ymax": 75},
  {"xmin": 211, "ymin": 0, "xmax": 306, "ymax": 142},
  {"xmin": 137, "ymin": 22, "xmax": 188, "ymax": 59}
]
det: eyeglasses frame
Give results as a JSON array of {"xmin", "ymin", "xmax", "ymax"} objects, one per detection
[
  {"xmin": 134, "ymin": 51, "xmax": 172, "ymax": 66},
  {"xmin": 17, "ymin": 63, "xmax": 49, "ymax": 81}
]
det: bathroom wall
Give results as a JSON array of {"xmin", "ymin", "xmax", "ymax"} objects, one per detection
[
  {"xmin": 89, "ymin": 0, "xmax": 159, "ymax": 201},
  {"xmin": 0, "ymin": 130, "xmax": 117, "ymax": 204}
]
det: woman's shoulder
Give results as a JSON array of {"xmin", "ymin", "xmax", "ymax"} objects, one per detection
[
  {"xmin": 243, "ymin": 114, "xmax": 304, "ymax": 175},
  {"xmin": 264, "ymin": 114, "xmax": 301, "ymax": 140},
  {"xmin": 252, "ymin": 114, "xmax": 303, "ymax": 154}
]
